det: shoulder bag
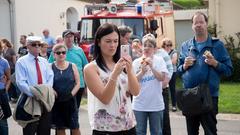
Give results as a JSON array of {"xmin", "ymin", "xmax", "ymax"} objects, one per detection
[{"xmin": 176, "ymin": 82, "xmax": 213, "ymax": 116}]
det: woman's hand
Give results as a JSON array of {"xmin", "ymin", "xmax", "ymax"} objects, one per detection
[
  {"xmin": 145, "ymin": 57, "xmax": 153, "ymax": 68},
  {"xmin": 111, "ymin": 58, "xmax": 126, "ymax": 79},
  {"xmin": 112, "ymin": 58, "xmax": 126, "ymax": 77},
  {"xmin": 140, "ymin": 63, "xmax": 148, "ymax": 75},
  {"xmin": 122, "ymin": 55, "xmax": 133, "ymax": 74}
]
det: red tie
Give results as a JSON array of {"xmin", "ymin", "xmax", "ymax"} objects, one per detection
[{"xmin": 35, "ymin": 57, "xmax": 43, "ymax": 84}]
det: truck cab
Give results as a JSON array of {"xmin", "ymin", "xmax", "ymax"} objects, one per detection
[{"xmin": 78, "ymin": 1, "xmax": 175, "ymax": 60}]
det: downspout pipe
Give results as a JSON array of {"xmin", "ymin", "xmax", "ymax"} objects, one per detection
[
  {"xmin": 7, "ymin": 0, "xmax": 15, "ymax": 45},
  {"xmin": 216, "ymin": 0, "xmax": 221, "ymax": 38}
]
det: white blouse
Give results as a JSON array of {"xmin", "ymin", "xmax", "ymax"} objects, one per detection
[{"xmin": 87, "ymin": 61, "xmax": 136, "ymax": 132}]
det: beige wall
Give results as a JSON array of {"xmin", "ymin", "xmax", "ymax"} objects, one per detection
[
  {"xmin": 14, "ymin": 0, "xmax": 88, "ymax": 49},
  {"xmin": 209, "ymin": 0, "xmax": 240, "ymax": 42},
  {"xmin": 0, "ymin": 0, "xmax": 11, "ymax": 41}
]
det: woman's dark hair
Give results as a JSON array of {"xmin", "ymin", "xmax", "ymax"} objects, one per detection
[{"xmin": 93, "ymin": 23, "xmax": 121, "ymax": 72}]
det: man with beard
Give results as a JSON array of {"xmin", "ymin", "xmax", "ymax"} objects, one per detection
[
  {"xmin": 18, "ymin": 35, "xmax": 28, "ymax": 57},
  {"xmin": 177, "ymin": 11, "xmax": 233, "ymax": 135}
]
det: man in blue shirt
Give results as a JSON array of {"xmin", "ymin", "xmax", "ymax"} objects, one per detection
[
  {"xmin": 42, "ymin": 29, "xmax": 56, "ymax": 56},
  {"xmin": 177, "ymin": 11, "xmax": 233, "ymax": 135},
  {"xmin": 15, "ymin": 36, "xmax": 54, "ymax": 135}
]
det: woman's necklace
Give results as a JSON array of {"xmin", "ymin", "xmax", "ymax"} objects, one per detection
[{"xmin": 55, "ymin": 61, "xmax": 66, "ymax": 74}]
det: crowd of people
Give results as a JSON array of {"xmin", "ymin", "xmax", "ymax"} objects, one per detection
[{"xmin": 0, "ymin": 11, "xmax": 233, "ymax": 135}]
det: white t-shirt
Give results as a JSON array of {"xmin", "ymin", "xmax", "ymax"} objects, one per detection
[{"xmin": 132, "ymin": 55, "xmax": 168, "ymax": 111}]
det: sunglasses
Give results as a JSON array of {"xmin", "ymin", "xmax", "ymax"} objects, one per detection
[
  {"xmin": 165, "ymin": 44, "xmax": 172, "ymax": 47},
  {"xmin": 31, "ymin": 43, "xmax": 42, "ymax": 47},
  {"xmin": 54, "ymin": 51, "xmax": 66, "ymax": 55}
]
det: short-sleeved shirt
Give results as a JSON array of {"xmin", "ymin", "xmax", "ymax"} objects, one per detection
[
  {"xmin": 43, "ymin": 36, "xmax": 56, "ymax": 52},
  {"xmin": 43, "ymin": 36, "xmax": 55, "ymax": 47},
  {"xmin": 18, "ymin": 46, "xmax": 28, "ymax": 57},
  {"xmin": 132, "ymin": 55, "xmax": 168, "ymax": 112},
  {"xmin": 0, "ymin": 57, "xmax": 10, "ymax": 89}
]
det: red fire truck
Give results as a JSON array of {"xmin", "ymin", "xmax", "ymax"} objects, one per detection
[{"xmin": 77, "ymin": 1, "xmax": 176, "ymax": 60}]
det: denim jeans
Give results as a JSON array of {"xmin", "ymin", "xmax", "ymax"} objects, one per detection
[
  {"xmin": 134, "ymin": 110, "xmax": 164, "ymax": 135},
  {"xmin": 186, "ymin": 97, "xmax": 218, "ymax": 135},
  {"xmin": 0, "ymin": 119, "xmax": 8, "ymax": 135}
]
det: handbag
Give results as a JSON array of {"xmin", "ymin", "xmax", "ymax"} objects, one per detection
[
  {"xmin": 176, "ymin": 49, "xmax": 213, "ymax": 117},
  {"xmin": 176, "ymin": 83, "xmax": 213, "ymax": 116}
]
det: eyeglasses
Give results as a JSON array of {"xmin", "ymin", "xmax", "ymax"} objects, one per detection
[
  {"xmin": 54, "ymin": 51, "xmax": 66, "ymax": 55},
  {"xmin": 165, "ymin": 44, "xmax": 172, "ymax": 47},
  {"xmin": 143, "ymin": 44, "xmax": 154, "ymax": 48},
  {"xmin": 31, "ymin": 43, "xmax": 42, "ymax": 47}
]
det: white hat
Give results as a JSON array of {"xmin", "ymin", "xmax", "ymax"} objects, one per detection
[{"xmin": 26, "ymin": 36, "xmax": 43, "ymax": 44}]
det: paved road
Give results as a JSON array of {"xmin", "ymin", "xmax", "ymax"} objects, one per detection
[{"xmin": 9, "ymin": 104, "xmax": 240, "ymax": 135}]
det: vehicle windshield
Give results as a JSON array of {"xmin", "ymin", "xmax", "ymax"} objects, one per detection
[{"xmin": 80, "ymin": 18, "xmax": 144, "ymax": 43}]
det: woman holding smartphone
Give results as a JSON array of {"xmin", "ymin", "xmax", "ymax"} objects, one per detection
[{"xmin": 84, "ymin": 23, "xmax": 140, "ymax": 135}]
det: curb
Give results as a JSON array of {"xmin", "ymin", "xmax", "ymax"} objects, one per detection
[{"xmin": 169, "ymin": 111, "xmax": 240, "ymax": 121}]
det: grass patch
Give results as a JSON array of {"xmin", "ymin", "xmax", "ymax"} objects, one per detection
[
  {"xmin": 176, "ymin": 77, "xmax": 240, "ymax": 114},
  {"xmin": 219, "ymin": 82, "xmax": 240, "ymax": 114},
  {"xmin": 173, "ymin": 0, "xmax": 202, "ymax": 9}
]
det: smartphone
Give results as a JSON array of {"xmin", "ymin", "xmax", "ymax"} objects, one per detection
[{"xmin": 121, "ymin": 45, "xmax": 130, "ymax": 57}]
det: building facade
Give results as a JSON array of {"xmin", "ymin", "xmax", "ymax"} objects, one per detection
[
  {"xmin": 0, "ymin": 0, "xmax": 91, "ymax": 50},
  {"xmin": 208, "ymin": 0, "xmax": 240, "ymax": 43}
]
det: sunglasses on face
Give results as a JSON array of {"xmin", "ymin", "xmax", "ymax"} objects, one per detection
[
  {"xmin": 54, "ymin": 51, "xmax": 66, "ymax": 55},
  {"xmin": 163, "ymin": 44, "xmax": 172, "ymax": 48},
  {"xmin": 31, "ymin": 43, "xmax": 42, "ymax": 47},
  {"xmin": 166, "ymin": 44, "xmax": 172, "ymax": 47}
]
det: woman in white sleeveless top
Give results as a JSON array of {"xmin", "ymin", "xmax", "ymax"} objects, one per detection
[{"xmin": 84, "ymin": 23, "xmax": 140, "ymax": 135}]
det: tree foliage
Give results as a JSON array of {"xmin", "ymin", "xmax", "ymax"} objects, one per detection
[{"xmin": 222, "ymin": 33, "xmax": 240, "ymax": 82}]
